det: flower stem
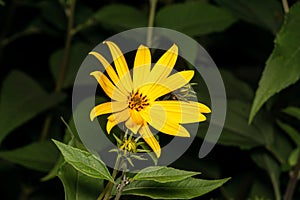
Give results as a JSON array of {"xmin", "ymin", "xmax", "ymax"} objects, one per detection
[
  {"xmin": 114, "ymin": 171, "xmax": 127, "ymax": 200},
  {"xmin": 281, "ymin": 0, "xmax": 289, "ymax": 13},
  {"xmin": 146, "ymin": 0, "xmax": 158, "ymax": 46},
  {"xmin": 270, "ymin": 173, "xmax": 281, "ymax": 200},
  {"xmin": 283, "ymin": 153, "xmax": 300, "ymax": 200},
  {"xmin": 98, "ymin": 155, "xmax": 121, "ymax": 200},
  {"xmin": 40, "ymin": 0, "xmax": 76, "ymax": 141}
]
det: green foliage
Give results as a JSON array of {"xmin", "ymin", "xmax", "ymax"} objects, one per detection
[
  {"xmin": 216, "ymin": 0, "xmax": 283, "ymax": 33},
  {"xmin": 53, "ymin": 140, "xmax": 114, "ymax": 182},
  {"xmin": 50, "ymin": 42, "xmax": 92, "ymax": 88},
  {"xmin": 251, "ymin": 151, "xmax": 281, "ymax": 199},
  {"xmin": 0, "ymin": 141, "xmax": 59, "ymax": 171},
  {"xmin": 288, "ymin": 148, "xmax": 300, "ymax": 167},
  {"xmin": 1, "ymin": 0, "xmax": 300, "ymax": 199},
  {"xmin": 132, "ymin": 166, "xmax": 201, "ymax": 183},
  {"xmin": 58, "ymin": 162, "xmax": 104, "ymax": 200},
  {"xmin": 156, "ymin": 2, "xmax": 237, "ymax": 37},
  {"xmin": 0, "ymin": 70, "xmax": 65, "ymax": 143},
  {"xmin": 120, "ymin": 177, "xmax": 230, "ymax": 199},
  {"xmin": 216, "ymin": 100, "xmax": 274, "ymax": 149},
  {"xmin": 249, "ymin": 2, "xmax": 300, "ymax": 122},
  {"xmin": 283, "ymin": 106, "xmax": 300, "ymax": 121},
  {"xmin": 277, "ymin": 120, "xmax": 300, "ymax": 147},
  {"xmin": 94, "ymin": 4, "xmax": 148, "ymax": 32}
]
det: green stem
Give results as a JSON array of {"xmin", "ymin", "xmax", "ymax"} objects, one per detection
[
  {"xmin": 40, "ymin": 0, "xmax": 76, "ymax": 140},
  {"xmin": 281, "ymin": 0, "xmax": 289, "ymax": 13},
  {"xmin": 98, "ymin": 155, "xmax": 121, "ymax": 200},
  {"xmin": 0, "ymin": 27, "xmax": 40, "ymax": 47},
  {"xmin": 270, "ymin": 173, "xmax": 281, "ymax": 200},
  {"xmin": 283, "ymin": 153, "xmax": 300, "ymax": 200},
  {"xmin": 114, "ymin": 173, "xmax": 126, "ymax": 200},
  {"xmin": 146, "ymin": 0, "xmax": 158, "ymax": 46}
]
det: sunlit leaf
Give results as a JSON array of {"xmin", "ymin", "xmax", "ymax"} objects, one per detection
[
  {"xmin": 53, "ymin": 140, "xmax": 114, "ymax": 182},
  {"xmin": 0, "ymin": 141, "xmax": 58, "ymax": 172},
  {"xmin": 249, "ymin": 3, "xmax": 300, "ymax": 123},
  {"xmin": 121, "ymin": 177, "xmax": 230, "ymax": 199},
  {"xmin": 156, "ymin": 2, "xmax": 237, "ymax": 37},
  {"xmin": 0, "ymin": 70, "xmax": 65, "ymax": 143},
  {"xmin": 132, "ymin": 166, "xmax": 200, "ymax": 183}
]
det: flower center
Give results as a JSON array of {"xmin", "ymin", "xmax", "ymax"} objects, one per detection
[
  {"xmin": 120, "ymin": 139, "xmax": 137, "ymax": 153},
  {"xmin": 128, "ymin": 90, "xmax": 149, "ymax": 111}
]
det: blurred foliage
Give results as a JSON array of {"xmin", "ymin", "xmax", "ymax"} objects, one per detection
[{"xmin": 1, "ymin": 0, "xmax": 300, "ymax": 199}]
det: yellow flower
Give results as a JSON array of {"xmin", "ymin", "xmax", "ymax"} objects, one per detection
[{"xmin": 90, "ymin": 41, "xmax": 211, "ymax": 158}]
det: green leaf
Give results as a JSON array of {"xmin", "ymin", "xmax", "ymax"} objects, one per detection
[
  {"xmin": 216, "ymin": 0, "xmax": 283, "ymax": 33},
  {"xmin": 156, "ymin": 2, "xmax": 237, "ymax": 37},
  {"xmin": 249, "ymin": 3, "xmax": 300, "ymax": 123},
  {"xmin": 94, "ymin": 4, "xmax": 147, "ymax": 32},
  {"xmin": 0, "ymin": 70, "xmax": 65, "ymax": 143},
  {"xmin": 210, "ymin": 100, "xmax": 274, "ymax": 149},
  {"xmin": 52, "ymin": 140, "xmax": 114, "ymax": 182},
  {"xmin": 0, "ymin": 141, "xmax": 58, "ymax": 172},
  {"xmin": 50, "ymin": 42, "xmax": 92, "ymax": 88},
  {"xmin": 42, "ymin": 118, "xmax": 84, "ymax": 181},
  {"xmin": 266, "ymin": 127, "xmax": 293, "ymax": 167},
  {"xmin": 251, "ymin": 151, "xmax": 281, "ymax": 199},
  {"xmin": 0, "ymin": 0, "xmax": 5, "ymax": 6},
  {"xmin": 288, "ymin": 148, "xmax": 300, "ymax": 167},
  {"xmin": 58, "ymin": 162, "xmax": 104, "ymax": 200},
  {"xmin": 248, "ymin": 178, "xmax": 275, "ymax": 200},
  {"xmin": 37, "ymin": 1, "xmax": 66, "ymax": 31},
  {"xmin": 277, "ymin": 120, "xmax": 300, "ymax": 147},
  {"xmin": 121, "ymin": 177, "xmax": 230, "ymax": 199},
  {"xmin": 220, "ymin": 70, "xmax": 254, "ymax": 101},
  {"xmin": 283, "ymin": 106, "xmax": 300, "ymax": 121},
  {"xmin": 132, "ymin": 166, "xmax": 200, "ymax": 183}
]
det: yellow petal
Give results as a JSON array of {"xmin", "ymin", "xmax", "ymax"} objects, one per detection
[
  {"xmin": 90, "ymin": 101, "xmax": 127, "ymax": 121},
  {"xmin": 139, "ymin": 70, "xmax": 194, "ymax": 101},
  {"xmin": 89, "ymin": 52, "xmax": 129, "ymax": 96},
  {"xmin": 148, "ymin": 44, "xmax": 178, "ymax": 83},
  {"xmin": 104, "ymin": 41, "xmax": 133, "ymax": 92},
  {"xmin": 107, "ymin": 120, "xmax": 117, "ymax": 134},
  {"xmin": 133, "ymin": 45, "xmax": 151, "ymax": 88},
  {"xmin": 151, "ymin": 101, "xmax": 210, "ymax": 123},
  {"xmin": 125, "ymin": 117, "xmax": 142, "ymax": 134},
  {"xmin": 140, "ymin": 106, "xmax": 190, "ymax": 137},
  {"xmin": 106, "ymin": 109, "xmax": 130, "ymax": 134},
  {"xmin": 89, "ymin": 52, "xmax": 119, "ymax": 85},
  {"xmin": 139, "ymin": 125, "xmax": 161, "ymax": 157},
  {"xmin": 90, "ymin": 71, "xmax": 127, "ymax": 101}
]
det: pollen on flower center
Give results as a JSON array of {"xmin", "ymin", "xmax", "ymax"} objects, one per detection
[{"xmin": 128, "ymin": 90, "xmax": 149, "ymax": 111}]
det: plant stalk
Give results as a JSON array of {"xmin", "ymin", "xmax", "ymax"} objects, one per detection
[
  {"xmin": 146, "ymin": 0, "xmax": 158, "ymax": 46},
  {"xmin": 281, "ymin": 0, "xmax": 289, "ymax": 13},
  {"xmin": 283, "ymin": 153, "xmax": 300, "ymax": 200},
  {"xmin": 40, "ymin": 0, "xmax": 76, "ymax": 140},
  {"xmin": 98, "ymin": 155, "xmax": 121, "ymax": 200}
]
